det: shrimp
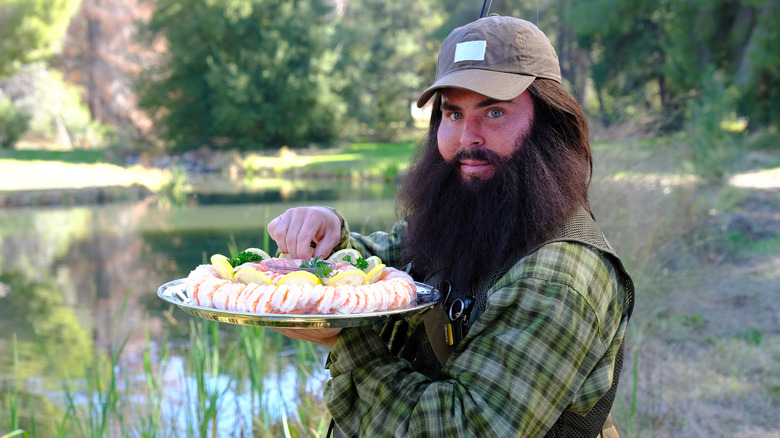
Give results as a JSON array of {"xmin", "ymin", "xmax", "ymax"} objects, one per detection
[
  {"xmin": 235, "ymin": 283, "xmax": 258, "ymax": 312},
  {"xmin": 269, "ymin": 285, "xmax": 289, "ymax": 312},
  {"xmin": 184, "ymin": 255, "xmax": 420, "ymax": 314},
  {"xmin": 372, "ymin": 282, "xmax": 394, "ymax": 310},
  {"xmin": 334, "ymin": 286, "xmax": 358, "ymax": 314},
  {"xmin": 315, "ymin": 285, "xmax": 336, "ymax": 314},
  {"xmin": 299, "ymin": 284, "xmax": 327, "ymax": 314},
  {"xmin": 379, "ymin": 267, "xmax": 414, "ymax": 284},
  {"xmin": 191, "ymin": 277, "xmax": 227, "ymax": 308},
  {"xmin": 251, "ymin": 285, "xmax": 276, "ymax": 313},
  {"xmin": 186, "ymin": 265, "xmax": 219, "ymax": 296},
  {"xmin": 212, "ymin": 282, "xmax": 242, "ymax": 310},
  {"xmin": 278, "ymin": 284, "xmax": 303, "ymax": 313},
  {"xmin": 359, "ymin": 285, "xmax": 379, "ymax": 313},
  {"xmin": 391, "ymin": 279, "xmax": 417, "ymax": 306}
]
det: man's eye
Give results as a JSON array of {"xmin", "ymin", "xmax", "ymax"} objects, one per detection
[
  {"xmin": 488, "ymin": 109, "xmax": 503, "ymax": 118},
  {"xmin": 449, "ymin": 112, "xmax": 463, "ymax": 120}
]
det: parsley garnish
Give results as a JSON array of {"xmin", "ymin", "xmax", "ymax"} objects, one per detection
[
  {"xmin": 227, "ymin": 251, "xmax": 265, "ymax": 268},
  {"xmin": 300, "ymin": 256, "xmax": 334, "ymax": 280},
  {"xmin": 342, "ymin": 255, "xmax": 369, "ymax": 270}
]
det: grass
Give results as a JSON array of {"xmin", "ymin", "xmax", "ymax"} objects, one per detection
[
  {"xmin": 243, "ymin": 141, "xmax": 417, "ymax": 182},
  {"xmin": 3, "ymin": 305, "xmax": 329, "ymax": 437},
  {"xmin": 0, "ymin": 159, "xmax": 171, "ymax": 192},
  {"xmin": 0, "ymin": 149, "xmax": 106, "ymax": 164}
]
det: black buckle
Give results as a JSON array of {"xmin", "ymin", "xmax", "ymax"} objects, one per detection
[{"xmin": 439, "ymin": 280, "xmax": 474, "ymax": 346}]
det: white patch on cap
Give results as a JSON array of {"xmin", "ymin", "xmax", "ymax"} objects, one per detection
[{"xmin": 454, "ymin": 40, "xmax": 486, "ymax": 63}]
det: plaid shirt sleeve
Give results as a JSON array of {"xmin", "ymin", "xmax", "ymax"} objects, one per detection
[
  {"xmin": 333, "ymin": 217, "xmax": 408, "ymax": 268},
  {"xmin": 324, "ymin": 241, "xmax": 629, "ymax": 437}
]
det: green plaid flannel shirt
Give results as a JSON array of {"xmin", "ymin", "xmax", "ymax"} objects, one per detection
[{"xmin": 325, "ymin": 217, "xmax": 630, "ymax": 437}]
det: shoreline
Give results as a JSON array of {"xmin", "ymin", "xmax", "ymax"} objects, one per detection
[{"xmin": 0, "ymin": 184, "xmax": 155, "ymax": 208}]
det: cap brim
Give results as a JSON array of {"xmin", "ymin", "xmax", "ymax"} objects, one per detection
[{"xmin": 416, "ymin": 69, "xmax": 535, "ymax": 108}]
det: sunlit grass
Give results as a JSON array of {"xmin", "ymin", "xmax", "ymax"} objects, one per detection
[
  {"xmin": 243, "ymin": 142, "xmax": 416, "ymax": 182},
  {"xmin": 0, "ymin": 160, "xmax": 171, "ymax": 192}
]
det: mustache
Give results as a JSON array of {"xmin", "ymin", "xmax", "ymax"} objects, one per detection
[{"xmin": 454, "ymin": 148, "xmax": 504, "ymax": 164}]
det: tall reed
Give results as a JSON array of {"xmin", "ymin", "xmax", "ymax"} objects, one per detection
[{"xmin": 1, "ymin": 334, "xmax": 29, "ymax": 438}]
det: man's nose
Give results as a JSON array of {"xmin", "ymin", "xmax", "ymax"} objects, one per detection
[{"xmin": 460, "ymin": 116, "xmax": 485, "ymax": 147}]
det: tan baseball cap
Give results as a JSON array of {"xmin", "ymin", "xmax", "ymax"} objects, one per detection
[{"xmin": 416, "ymin": 15, "xmax": 561, "ymax": 108}]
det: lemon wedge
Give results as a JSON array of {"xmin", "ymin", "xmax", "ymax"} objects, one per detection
[
  {"xmin": 277, "ymin": 270, "xmax": 322, "ymax": 287},
  {"xmin": 363, "ymin": 255, "xmax": 383, "ymax": 273},
  {"xmin": 211, "ymin": 254, "xmax": 235, "ymax": 280},
  {"xmin": 244, "ymin": 248, "xmax": 271, "ymax": 260},
  {"xmin": 327, "ymin": 270, "xmax": 366, "ymax": 287},
  {"xmin": 365, "ymin": 263, "xmax": 386, "ymax": 283},
  {"xmin": 327, "ymin": 248, "xmax": 361, "ymax": 265},
  {"xmin": 234, "ymin": 268, "xmax": 274, "ymax": 286}
]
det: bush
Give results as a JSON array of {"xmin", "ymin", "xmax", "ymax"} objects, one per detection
[
  {"xmin": 2, "ymin": 63, "xmax": 106, "ymax": 149},
  {"xmin": 0, "ymin": 96, "xmax": 30, "ymax": 148}
]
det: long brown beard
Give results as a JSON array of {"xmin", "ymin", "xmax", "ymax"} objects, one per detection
[{"xmin": 397, "ymin": 118, "xmax": 589, "ymax": 292}]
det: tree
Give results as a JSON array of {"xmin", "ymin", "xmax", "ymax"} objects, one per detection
[
  {"xmin": 0, "ymin": 0, "xmax": 81, "ymax": 77},
  {"xmin": 138, "ymin": 0, "xmax": 342, "ymax": 152},
  {"xmin": 734, "ymin": 0, "xmax": 780, "ymax": 131},
  {"xmin": 329, "ymin": 0, "xmax": 444, "ymax": 141}
]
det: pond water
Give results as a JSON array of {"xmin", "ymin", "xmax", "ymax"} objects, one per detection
[{"xmin": 0, "ymin": 178, "xmax": 399, "ymax": 436}]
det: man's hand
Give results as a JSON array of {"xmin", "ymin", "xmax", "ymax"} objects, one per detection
[
  {"xmin": 267, "ymin": 207, "xmax": 342, "ymax": 259},
  {"xmin": 273, "ymin": 327, "xmax": 342, "ymax": 348}
]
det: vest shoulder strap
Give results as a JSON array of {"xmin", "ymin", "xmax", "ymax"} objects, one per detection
[{"xmin": 423, "ymin": 207, "xmax": 635, "ymax": 366}]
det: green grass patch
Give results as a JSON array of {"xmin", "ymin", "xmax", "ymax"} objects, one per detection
[
  {"xmin": 0, "ymin": 148, "xmax": 106, "ymax": 164},
  {"xmin": 243, "ymin": 141, "xmax": 417, "ymax": 182}
]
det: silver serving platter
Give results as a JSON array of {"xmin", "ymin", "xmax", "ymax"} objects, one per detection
[{"xmin": 157, "ymin": 278, "xmax": 441, "ymax": 328}]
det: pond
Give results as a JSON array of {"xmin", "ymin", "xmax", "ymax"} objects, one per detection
[{"xmin": 0, "ymin": 178, "xmax": 399, "ymax": 436}]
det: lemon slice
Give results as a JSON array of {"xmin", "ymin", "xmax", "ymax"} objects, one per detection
[
  {"xmin": 327, "ymin": 248, "xmax": 361, "ymax": 265},
  {"xmin": 277, "ymin": 271, "xmax": 322, "ymax": 287},
  {"xmin": 277, "ymin": 252, "xmax": 291, "ymax": 259},
  {"xmin": 211, "ymin": 254, "xmax": 235, "ymax": 280},
  {"xmin": 234, "ymin": 268, "xmax": 273, "ymax": 285},
  {"xmin": 327, "ymin": 270, "xmax": 366, "ymax": 287},
  {"xmin": 365, "ymin": 263, "xmax": 386, "ymax": 283},
  {"xmin": 244, "ymin": 248, "xmax": 271, "ymax": 260},
  {"xmin": 362, "ymin": 256, "xmax": 383, "ymax": 273}
]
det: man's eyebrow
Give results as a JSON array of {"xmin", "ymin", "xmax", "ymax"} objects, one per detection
[
  {"xmin": 440, "ymin": 97, "xmax": 511, "ymax": 111},
  {"xmin": 440, "ymin": 101, "xmax": 461, "ymax": 112},
  {"xmin": 476, "ymin": 98, "xmax": 511, "ymax": 108}
]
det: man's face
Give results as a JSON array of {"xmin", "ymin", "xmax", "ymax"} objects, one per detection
[{"xmin": 437, "ymin": 88, "xmax": 535, "ymax": 180}]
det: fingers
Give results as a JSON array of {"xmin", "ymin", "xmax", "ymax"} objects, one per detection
[
  {"xmin": 272, "ymin": 327, "xmax": 342, "ymax": 348},
  {"xmin": 267, "ymin": 207, "xmax": 342, "ymax": 259}
]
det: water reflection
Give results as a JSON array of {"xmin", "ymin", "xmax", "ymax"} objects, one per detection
[{"xmin": 0, "ymin": 179, "xmax": 398, "ymax": 434}]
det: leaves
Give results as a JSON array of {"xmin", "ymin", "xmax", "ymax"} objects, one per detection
[
  {"xmin": 138, "ymin": 0, "xmax": 342, "ymax": 152},
  {"xmin": 227, "ymin": 251, "xmax": 265, "ymax": 268},
  {"xmin": 300, "ymin": 257, "xmax": 334, "ymax": 280}
]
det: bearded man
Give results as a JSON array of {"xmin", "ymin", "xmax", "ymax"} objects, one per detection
[{"xmin": 268, "ymin": 15, "xmax": 634, "ymax": 438}]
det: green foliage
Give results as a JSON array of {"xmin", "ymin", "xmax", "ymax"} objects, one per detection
[
  {"xmin": 683, "ymin": 67, "xmax": 741, "ymax": 184},
  {"xmin": 736, "ymin": 0, "xmax": 780, "ymax": 130},
  {"xmin": 568, "ymin": 0, "xmax": 780, "ymax": 133},
  {"xmin": 1, "ymin": 64, "xmax": 107, "ymax": 148},
  {"xmin": 330, "ymin": 0, "xmax": 443, "ymax": 141},
  {"xmin": 0, "ymin": 0, "xmax": 81, "ymax": 77},
  {"xmin": 138, "ymin": 0, "xmax": 342, "ymax": 152},
  {"xmin": 0, "ymin": 97, "xmax": 30, "ymax": 149}
]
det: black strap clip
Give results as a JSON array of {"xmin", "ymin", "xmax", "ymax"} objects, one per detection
[{"xmin": 439, "ymin": 281, "xmax": 474, "ymax": 346}]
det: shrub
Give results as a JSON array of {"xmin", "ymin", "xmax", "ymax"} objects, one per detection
[{"xmin": 0, "ymin": 97, "xmax": 30, "ymax": 149}]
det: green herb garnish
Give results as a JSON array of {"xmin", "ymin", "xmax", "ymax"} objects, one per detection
[
  {"xmin": 228, "ymin": 251, "xmax": 265, "ymax": 268},
  {"xmin": 342, "ymin": 255, "xmax": 369, "ymax": 270},
  {"xmin": 300, "ymin": 256, "xmax": 334, "ymax": 280}
]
